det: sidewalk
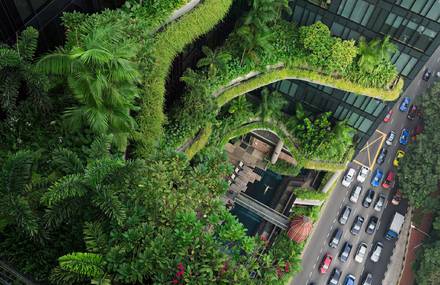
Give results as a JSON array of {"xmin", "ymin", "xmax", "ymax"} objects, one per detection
[{"xmin": 398, "ymin": 211, "xmax": 434, "ymax": 285}]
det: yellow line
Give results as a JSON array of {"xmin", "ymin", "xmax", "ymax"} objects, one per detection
[
  {"xmin": 369, "ymin": 133, "xmax": 387, "ymax": 169},
  {"xmin": 361, "ymin": 140, "xmax": 371, "ymax": 152},
  {"xmin": 376, "ymin": 129, "xmax": 386, "ymax": 136},
  {"xmin": 353, "ymin": 159, "xmax": 369, "ymax": 168}
]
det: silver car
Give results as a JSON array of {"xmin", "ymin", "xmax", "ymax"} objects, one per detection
[
  {"xmin": 362, "ymin": 273, "xmax": 373, "ymax": 285},
  {"xmin": 386, "ymin": 131, "xmax": 396, "ymax": 146},
  {"xmin": 370, "ymin": 242, "xmax": 383, "ymax": 263},
  {"xmin": 355, "ymin": 242, "xmax": 368, "ymax": 263},
  {"xmin": 374, "ymin": 195, "xmax": 386, "ymax": 212},
  {"xmin": 350, "ymin": 185, "xmax": 363, "ymax": 203}
]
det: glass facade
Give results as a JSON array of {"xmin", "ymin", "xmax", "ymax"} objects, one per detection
[
  {"xmin": 279, "ymin": 0, "xmax": 440, "ymax": 149},
  {"xmin": 0, "ymin": 0, "xmax": 124, "ymax": 50}
]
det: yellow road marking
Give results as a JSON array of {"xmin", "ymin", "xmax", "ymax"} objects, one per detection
[
  {"xmin": 369, "ymin": 132, "xmax": 386, "ymax": 169},
  {"xmin": 353, "ymin": 159, "xmax": 369, "ymax": 168}
]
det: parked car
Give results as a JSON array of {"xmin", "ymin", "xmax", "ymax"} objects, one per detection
[
  {"xmin": 350, "ymin": 185, "xmax": 363, "ymax": 204},
  {"xmin": 328, "ymin": 268, "xmax": 341, "ymax": 285},
  {"xmin": 366, "ymin": 216, "xmax": 378, "ymax": 235},
  {"xmin": 339, "ymin": 242, "xmax": 353, "ymax": 263},
  {"xmin": 371, "ymin": 169, "xmax": 384, "ymax": 187},
  {"xmin": 339, "ymin": 206, "xmax": 352, "ymax": 225},
  {"xmin": 382, "ymin": 171, "xmax": 395, "ymax": 189},
  {"xmin": 423, "ymin": 68, "xmax": 432, "ymax": 81},
  {"xmin": 370, "ymin": 242, "xmax": 384, "ymax": 263},
  {"xmin": 350, "ymin": 215, "xmax": 365, "ymax": 235},
  {"xmin": 376, "ymin": 147, "xmax": 388, "ymax": 165},
  {"xmin": 363, "ymin": 189, "xmax": 375, "ymax": 208},
  {"xmin": 319, "ymin": 253, "xmax": 333, "ymax": 274},
  {"xmin": 329, "ymin": 228, "xmax": 343, "ymax": 248},
  {"xmin": 400, "ymin": 128, "xmax": 410, "ymax": 145},
  {"xmin": 355, "ymin": 242, "xmax": 368, "ymax": 263},
  {"xmin": 342, "ymin": 168, "xmax": 356, "ymax": 187},
  {"xmin": 392, "ymin": 190, "xmax": 402, "ymax": 205},
  {"xmin": 344, "ymin": 274, "xmax": 356, "ymax": 285},
  {"xmin": 407, "ymin": 104, "xmax": 418, "ymax": 120},
  {"xmin": 357, "ymin": 166, "xmax": 369, "ymax": 183},
  {"xmin": 374, "ymin": 195, "xmax": 386, "ymax": 212},
  {"xmin": 386, "ymin": 131, "xmax": 396, "ymax": 146},
  {"xmin": 393, "ymin": 150, "xmax": 405, "ymax": 167},
  {"xmin": 400, "ymin": 97, "xmax": 411, "ymax": 112},
  {"xmin": 384, "ymin": 109, "xmax": 393, "ymax": 123},
  {"xmin": 362, "ymin": 273, "xmax": 373, "ymax": 285}
]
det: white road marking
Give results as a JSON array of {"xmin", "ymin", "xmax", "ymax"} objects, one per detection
[{"xmin": 326, "ymin": 232, "xmax": 330, "ymax": 238}]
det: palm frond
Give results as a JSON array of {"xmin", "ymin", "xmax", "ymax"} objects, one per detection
[
  {"xmin": 88, "ymin": 135, "xmax": 113, "ymax": 160},
  {"xmin": 92, "ymin": 187, "xmax": 127, "ymax": 225},
  {"xmin": 83, "ymin": 222, "xmax": 108, "ymax": 253},
  {"xmin": 36, "ymin": 48, "xmax": 72, "ymax": 75},
  {"xmin": 5, "ymin": 194, "xmax": 39, "ymax": 237}
]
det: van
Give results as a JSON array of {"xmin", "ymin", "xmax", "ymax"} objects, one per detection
[
  {"xmin": 339, "ymin": 206, "xmax": 352, "ymax": 225},
  {"xmin": 329, "ymin": 228, "xmax": 343, "ymax": 248}
]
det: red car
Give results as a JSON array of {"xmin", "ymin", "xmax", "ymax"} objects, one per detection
[
  {"xmin": 382, "ymin": 171, "xmax": 395, "ymax": 189},
  {"xmin": 384, "ymin": 109, "xmax": 393, "ymax": 123},
  {"xmin": 319, "ymin": 253, "xmax": 333, "ymax": 274}
]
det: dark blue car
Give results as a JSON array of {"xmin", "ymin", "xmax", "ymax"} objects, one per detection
[
  {"xmin": 371, "ymin": 169, "xmax": 383, "ymax": 187},
  {"xmin": 343, "ymin": 274, "xmax": 356, "ymax": 285},
  {"xmin": 399, "ymin": 129, "xmax": 410, "ymax": 145},
  {"xmin": 399, "ymin": 97, "xmax": 411, "ymax": 112}
]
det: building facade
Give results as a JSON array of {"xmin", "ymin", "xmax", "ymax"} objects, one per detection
[
  {"xmin": 0, "ymin": 0, "xmax": 123, "ymax": 51},
  {"xmin": 272, "ymin": 0, "xmax": 440, "ymax": 148}
]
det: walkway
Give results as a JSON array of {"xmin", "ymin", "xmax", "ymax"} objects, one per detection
[
  {"xmin": 398, "ymin": 211, "xmax": 434, "ymax": 285},
  {"xmin": 235, "ymin": 193, "xmax": 290, "ymax": 230}
]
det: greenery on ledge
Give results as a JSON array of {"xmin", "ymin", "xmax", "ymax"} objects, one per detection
[
  {"xmin": 267, "ymin": 159, "xmax": 302, "ymax": 177},
  {"xmin": 293, "ymin": 187, "xmax": 327, "ymax": 201}
]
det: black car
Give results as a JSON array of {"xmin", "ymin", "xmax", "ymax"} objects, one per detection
[
  {"xmin": 376, "ymin": 147, "xmax": 388, "ymax": 165},
  {"xmin": 329, "ymin": 228, "xmax": 343, "ymax": 248},
  {"xmin": 362, "ymin": 189, "xmax": 375, "ymax": 208},
  {"xmin": 366, "ymin": 216, "xmax": 378, "ymax": 235},
  {"xmin": 339, "ymin": 242, "xmax": 353, "ymax": 263},
  {"xmin": 407, "ymin": 104, "xmax": 418, "ymax": 120},
  {"xmin": 350, "ymin": 215, "xmax": 365, "ymax": 235},
  {"xmin": 423, "ymin": 69, "xmax": 432, "ymax": 81},
  {"xmin": 328, "ymin": 268, "xmax": 341, "ymax": 285}
]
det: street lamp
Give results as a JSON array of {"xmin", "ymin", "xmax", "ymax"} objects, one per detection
[{"xmin": 410, "ymin": 223, "xmax": 431, "ymax": 237}]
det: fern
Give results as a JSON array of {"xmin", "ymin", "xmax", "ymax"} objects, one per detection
[
  {"xmin": 0, "ymin": 150, "xmax": 33, "ymax": 195},
  {"xmin": 41, "ymin": 174, "xmax": 87, "ymax": 207},
  {"xmin": 83, "ymin": 222, "xmax": 108, "ymax": 253},
  {"xmin": 16, "ymin": 26, "xmax": 38, "ymax": 61},
  {"xmin": 51, "ymin": 148, "xmax": 84, "ymax": 175},
  {"xmin": 92, "ymin": 187, "xmax": 127, "ymax": 225},
  {"xmin": 88, "ymin": 135, "xmax": 113, "ymax": 160},
  {"xmin": 58, "ymin": 252, "xmax": 105, "ymax": 278}
]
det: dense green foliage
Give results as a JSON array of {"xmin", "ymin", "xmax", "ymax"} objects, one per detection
[
  {"xmin": 0, "ymin": 0, "xmax": 401, "ymax": 284},
  {"xmin": 398, "ymin": 82, "xmax": 440, "ymax": 285},
  {"xmin": 293, "ymin": 187, "xmax": 327, "ymax": 201},
  {"xmin": 0, "ymin": 27, "xmax": 49, "ymax": 116},
  {"xmin": 267, "ymin": 159, "xmax": 302, "ymax": 177}
]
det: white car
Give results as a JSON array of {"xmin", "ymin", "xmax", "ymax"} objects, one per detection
[
  {"xmin": 342, "ymin": 168, "xmax": 356, "ymax": 187},
  {"xmin": 374, "ymin": 195, "xmax": 386, "ymax": 212},
  {"xmin": 386, "ymin": 131, "xmax": 396, "ymax": 146},
  {"xmin": 350, "ymin": 185, "xmax": 363, "ymax": 203},
  {"xmin": 357, "ymin": 166, "xmax": 369, "ymax": 183},
  {"xmin": 355, "ymin": 242, "xmax": 368, "ymax": 263},
  {"xmin": 370, "ymin": 242, "xmax": 383, "ymax": 263}
]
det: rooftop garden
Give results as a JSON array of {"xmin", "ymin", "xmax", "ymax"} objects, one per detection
[{"xmin": 0, "ymin": 0, "xmax": 402, "ymax": 284}]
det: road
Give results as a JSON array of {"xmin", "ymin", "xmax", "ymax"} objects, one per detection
[{"xmin": 292, "ymin": 44, "xmax": 440, "ymax": 285}]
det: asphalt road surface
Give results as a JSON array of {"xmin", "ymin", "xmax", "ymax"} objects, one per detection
[{"xmin": 292, "ymin": 45, "xmax": 440, "ymax": 285}]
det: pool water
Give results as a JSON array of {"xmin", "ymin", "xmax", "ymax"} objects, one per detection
[{"xmin": 230, "ymin": 169, "xmax": 283, "ymax": 236}]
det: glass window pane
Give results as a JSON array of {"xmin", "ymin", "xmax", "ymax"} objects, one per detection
[
  {"xmin": 426, "ymin": 3, "xmax": 440, "ymax": 22},
  {"xmin": 279, "ymin": 81, "xmax": 291, "ymax": 94},
  {"xmin": 353, "ymin": 96, "xmax": 365, "ymax": 108},
  {"xmin": 289, "ymin": 83, "xmax": 298, "ymax": 96},
  {"xmin": 347, "ymin": 113, "xmax": 360, "ymax": 125},
  {"xmin": 401, "ymin": 57, "xmax": 417, "ymax": 76},
  {"xmin": 351, "ymin": 1, "xmax": 368, "ymax": 23},
  {"xmin": 358, "ymin": 118, "xmax": 373, "ymax": 133},
  {"xmin": 364, "ymin": 99, "xmax": 380, "ymax": 114},
  {"xmin": 411, "ymin": 0, "xmax": 426, "ymax": 13},
  {"xmin": 395, "ymin": 53, "xmax": 411, "ymax": 73},
  {"xmin": 345, "ymin": 93, "xmax": 357, "ymax": 105},
  {"xmin": 373, "ymin": 102, "xmax": 386, "ymax": 116}
]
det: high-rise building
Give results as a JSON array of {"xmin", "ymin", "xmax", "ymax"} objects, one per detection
[
  {"xmin": 272, "ymin": 0, "xmax": 440, "ymax": 148},
  {"xmin": 0, "ymin": 0, "xmax": 123, "ymax": 51}
]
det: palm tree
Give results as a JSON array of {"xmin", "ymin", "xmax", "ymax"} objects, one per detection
[
  {"xmin": 258, "ymin": 88, "xmax": 287, "ymax": 121},
  {"xmin": 376, "ymin": 35, "xmax": 397, "ymax": 61},
  {"xmin": 357, "ymin": 37, "xmax": 379, "ymax": 73},
  {"xmin": 196, "ymin": 46, "xmax": 231, "ymax": 78},
  {"xmin": 37, "ymin": 24, "xmax": 140, "ymax": 152}
]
